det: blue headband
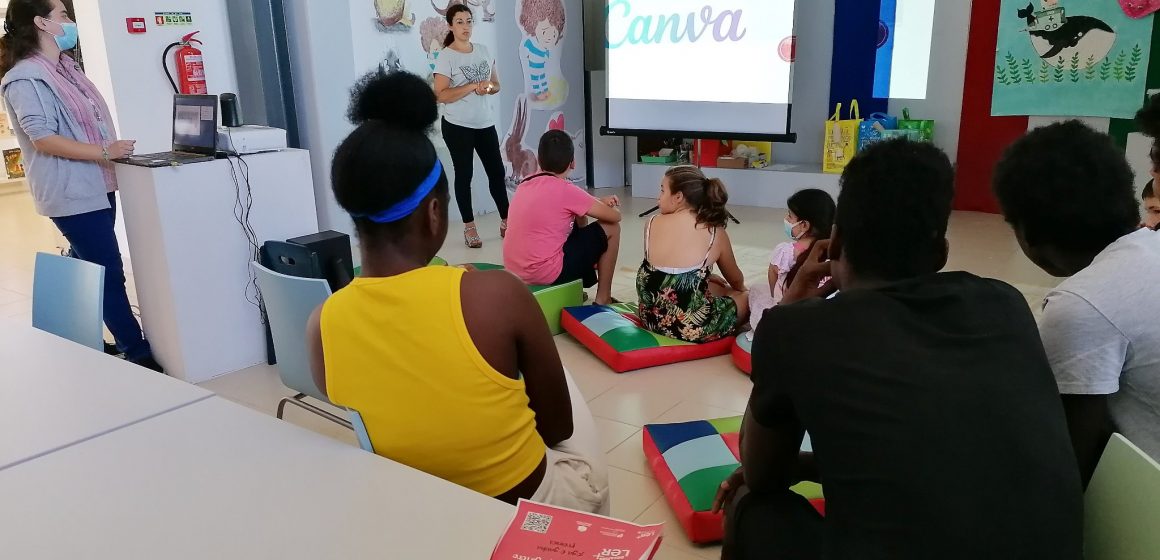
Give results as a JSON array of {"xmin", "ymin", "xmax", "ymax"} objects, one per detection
[{"xmin": 352, "ymin": 160, "xmax": 443, "ymax": 224}]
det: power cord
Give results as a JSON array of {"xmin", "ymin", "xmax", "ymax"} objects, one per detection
[{"xmin": 224, "ymin": 141, "xmax": 263, "ymax": 315}]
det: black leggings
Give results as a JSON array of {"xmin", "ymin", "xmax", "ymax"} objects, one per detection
[{"xmin": 441, "ymin": 118, "xmax": 509, "ymax": 224}]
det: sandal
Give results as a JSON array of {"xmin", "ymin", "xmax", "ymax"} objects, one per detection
[
  {"xmin": 464, "ymin": 225, "xmax": 482, "ymax": 249},
  {"xmin": 499, "ymin": 219, "xmax": 508, "ymax": 239}
]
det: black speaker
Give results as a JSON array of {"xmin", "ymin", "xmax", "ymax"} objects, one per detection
[
  {"xmin": 286, "ymin": 230, "xmax": 354, "ymax": 293},
  {"xmin": 220, "ymin": 93, "xmax": 243, "ymax": 127}
]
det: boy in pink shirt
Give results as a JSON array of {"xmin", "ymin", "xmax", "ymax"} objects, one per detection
[{"xmin": 504, "ymin": 130, "xmax": 622, "ymax": 304}]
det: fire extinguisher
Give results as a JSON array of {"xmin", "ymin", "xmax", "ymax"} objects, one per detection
[{"xmin": 162, "ymin": 31, "xmax": 207, "ymax": 95}]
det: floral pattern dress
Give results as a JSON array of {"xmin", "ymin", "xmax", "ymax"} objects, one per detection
[{"xmin": 636, "ymin": 219, "xmax": 739, "ymax": 343}]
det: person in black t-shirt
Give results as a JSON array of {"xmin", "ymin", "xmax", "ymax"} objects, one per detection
[{"xmin": 714, "ymin": 139, "xmax": 1083, "ymax": 560}]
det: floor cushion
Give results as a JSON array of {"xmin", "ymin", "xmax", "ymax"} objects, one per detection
[
  {"xmin": 643, "ymin": 416, "xmax": 824, "ymax": 544},
  {"xmin": 732, "ymin": 333, "xmax": 752, "ymax": 375},
  {"xmin": 561, "ymin": 303, "xmax": 735, "ymax": 373}
]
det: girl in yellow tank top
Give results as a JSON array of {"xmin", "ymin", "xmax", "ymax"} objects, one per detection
[{"xmin": 305, "ymin": 70, "xmax": 600, "ymax": 508}]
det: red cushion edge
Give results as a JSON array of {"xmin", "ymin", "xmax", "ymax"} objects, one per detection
[{"xmin": 730, "ymin": 338, "xmax": 752, "ymax": 375}]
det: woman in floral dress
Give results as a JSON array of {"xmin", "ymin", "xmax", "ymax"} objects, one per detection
[{"xmin": 636, "ymin": 165, "xmax": 749, "ymax": 342}]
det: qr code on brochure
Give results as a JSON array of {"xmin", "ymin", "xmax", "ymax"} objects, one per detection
[{"xmin": 520, "ymin": 511, "xmax": 553, "ymax": 534}]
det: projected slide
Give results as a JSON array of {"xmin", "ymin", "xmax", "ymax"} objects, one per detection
[
  {"xmin": 874, "ymin": 0, "xmax": 936, "ymax": 100},
  {"xmin": 605, "ymin": 0, "xmax": 797, "ymax": 137}
]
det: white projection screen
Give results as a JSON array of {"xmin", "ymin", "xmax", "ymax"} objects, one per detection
[{"xmin": 604, "ymin": 0, "xmax": 798, "ymax": 139}]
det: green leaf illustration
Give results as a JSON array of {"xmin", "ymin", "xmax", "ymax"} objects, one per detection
[
  {"xmin": 1069, "ymin": 52, "xmax": 1080, "ymax": 82},
  {"xmin": 1040, "ymin": 60, "xmax": 1051, "ymax": 83},
  {"xmin": 1054, "ymin": 57, "xmax": 1065, "ymax": 82},
  {"xmin": 996, "ymin": 65, "xmax": 1009, "ymax": 85},
  {"xmin": 1085, "ymin": 55, "xmax": 1097, "ymax": 81},
  {"xmin": 1113, "ymin": 51, "xmax": 1126, "ymax": 81},
  {"xmin": 1100, "ymin": 57, "xmax": 1112, "ymax": 81},
  {"xmin": 1127, "ymin": 44, "xmax": 1143, "ymax": 82},
  {"xmin": 1022, "ymin": 58, "xmax": 1035, "ymax": 82},
  {"xmin": 1008, "ymin": 53, "xmax": 1023, "ymax": 84}
]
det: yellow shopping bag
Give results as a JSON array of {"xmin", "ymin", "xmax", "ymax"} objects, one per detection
[{"xmin": 822, "ymin": 100, "xmax": 861, "ymax": 174}]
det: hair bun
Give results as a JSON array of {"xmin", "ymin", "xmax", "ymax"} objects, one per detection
[{"xmin": 347, "ymin": 70, "xmax": 438, "ymax": 132}]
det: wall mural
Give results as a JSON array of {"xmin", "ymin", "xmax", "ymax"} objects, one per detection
[
  {"xmin": 432, "ymin": 0, "xmax": 496, "ymax": 23},
  {"xmin": 375, "ymin": 0, "xmax": 416, "ymax": 31},
  {"xmin": 355, "ymin": 0, "xmax": 588, "ymax": 218},
  {"xmin": 516, "ymin": 0, "xmax": 569, "ymax": 110},
  {"xmin": 992, "ymin": 0, "xmax": 1155, "ymax": 118}
]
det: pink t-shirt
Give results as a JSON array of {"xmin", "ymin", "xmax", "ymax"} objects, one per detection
[{"xmin": 503, "ymin": 174, "xmax": 597, "ymax": 285}]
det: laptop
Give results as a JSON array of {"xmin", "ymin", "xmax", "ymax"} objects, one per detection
[{"xmin": 117, "ymin": 94, "xmax": 218, "ymax": 167}]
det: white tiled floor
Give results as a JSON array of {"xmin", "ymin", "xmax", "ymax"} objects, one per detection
[{"xmin": 0, "ymin": 187, "xmax": 1060, "ymax": 560}]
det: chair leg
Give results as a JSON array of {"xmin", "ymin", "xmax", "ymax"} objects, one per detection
[
  {"xmin": 279, "ymin": 393, "xmax": 353, "ymax": 429},
  {"xmin": 276, "ymin": 393, "xmax": 303, "ymax": 420}
]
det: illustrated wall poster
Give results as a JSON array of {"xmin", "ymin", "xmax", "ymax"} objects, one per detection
[
  {"xmin": 516, "ymin": 0, "xmax": 568, "ymax": 110},
  {"xmin": 375, "ymin": 0, "xmax": 416, "ymax": 31},
  {"xmin": 545, "ymin": 111, "xmax": 585, "ymax": 183},
  {"xmin": 419, "ymin": 16, "xmax": 450, "ymax": 78},
  {"xmin": 501, "ymin": 96, "xmax": 587, "ymax": 188},
  {"xmin": 503, "ymin": 95, "xmax": 539, "ymax": 187},
  {"xmin": 992, "ymin": 0, "xmax": 1155, "ymax": 118},
  {"xmin": 378, "ymin": 47, "xmax": 406, "ymax": 75},
  {"xmin": 433, "ymin": 0, "xmax": 495, "ymax": 23}
]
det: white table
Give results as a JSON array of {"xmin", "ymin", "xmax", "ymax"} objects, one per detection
[
  {"xmin": 116, "ymin": 149, "xmax": 320, "ymax": 383},
  {"xmin": 0, "ymin": 397, "xmax": 514, "ymax": 558},
  {"xmin": 0, "ymin": 320, "xmax": 212, "ymax": 470}
]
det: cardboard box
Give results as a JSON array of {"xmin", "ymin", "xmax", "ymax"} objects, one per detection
[{"xmin": 716, "ymin": 156, "xmax": 748, "ymax": 169}]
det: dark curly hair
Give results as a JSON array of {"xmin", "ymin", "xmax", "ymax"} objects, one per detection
[
  {"xmin": 331, "ymin": 69, "xmax": 448, "ymax": 248},
  {"xmin": 836, "ymin": 138, "xmax": 954, "ymax": 281},
  {"xmin": 1135, "ymin": 93, "xmax": 1160, "ymax": 172},
  {"xmin": 993, "ymin": 121, "xmax": 1137, "ymax": 255},
  {"xmin": 664, "ymin": 165, "xmax": 730, "ymax": 228},
  {"xmin": 786, "ymin": 188, "xmax": 835, "ymax": 239},
  {"xmin": 0, "ymin": 0, "xmax": 53, "ymax": 78}
]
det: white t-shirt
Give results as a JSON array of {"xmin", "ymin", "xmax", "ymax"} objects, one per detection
[
  {"xmin": 1039, "ymin": 228, "xmax": 1160, "ymax": 463},
  {"xmin": 434, "ymin": 43, "xmax": 495, "ymax": 129}
]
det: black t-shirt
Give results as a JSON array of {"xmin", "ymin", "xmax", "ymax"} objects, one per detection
[{"xmin": 751, "ymin": 272, "xmax": 1083, "ymax": 560}]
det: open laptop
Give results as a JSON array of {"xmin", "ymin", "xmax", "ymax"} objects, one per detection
[{"xmin": 117, "ymin": 94, "xmax": 218, "ymax": 168}]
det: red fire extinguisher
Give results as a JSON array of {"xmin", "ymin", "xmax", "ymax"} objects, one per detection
[{"xmin": 163, "ymin": 31, "xmax": 207, "ymax": 95}]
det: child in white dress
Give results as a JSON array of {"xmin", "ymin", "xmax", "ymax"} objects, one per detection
[{"xmin": 748, "ymin": 189, "xmax": 836, "ymax": 333}]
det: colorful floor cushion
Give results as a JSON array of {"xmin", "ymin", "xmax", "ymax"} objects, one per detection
[
  {"xmin": 561, "ymin": 303, "xmax": 735, "ymax": 373},
  {"xmin": 732, "ymin": 333, "xmax": 752, "ymax": 375},
  {"xmin": 643, "ymin": 417, "xmax": 824, "ymax": 544}
]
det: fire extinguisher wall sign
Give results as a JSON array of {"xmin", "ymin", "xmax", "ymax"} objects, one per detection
[{"xmin": 164, "ymin": 31, "xmax": 207, "ymax": 95}]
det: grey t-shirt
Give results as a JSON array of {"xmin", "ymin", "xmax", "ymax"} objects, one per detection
[
  {"xmin": 1040, "ymin": 228, "xmax": 1160, "ymax": 463},
  {"xmin": 434, "ymin": 43, "xmax": 495, "ymax": 129}
]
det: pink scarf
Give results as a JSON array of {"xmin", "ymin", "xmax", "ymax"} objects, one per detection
[{"xmin": 29, "ymin": 52, "xmax": 118, "ymax": 191}]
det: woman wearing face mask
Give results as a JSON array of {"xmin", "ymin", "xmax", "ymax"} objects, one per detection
[
  {"xmin": 433, "ymin": 4, "xmax": 507, "ymax": 248},
  {"xmin": 746, "ymin": 189, "xmax": 835, "ymax": 333},
  {"xmin": 0, "ymin": 0, "xmax": 161, "ymax": 372}
]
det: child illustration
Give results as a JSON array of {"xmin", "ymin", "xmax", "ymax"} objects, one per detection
[
  {"xmin": 375, "ymin": 0, "xmax": 415, "ymax": 30},
  {"xmin": 419, "ymin": 16, "xmax": 449, "ymax": 75},
  {"xmin": 518, "ymin": 0, "xmax": 565, "ymax": 104}
]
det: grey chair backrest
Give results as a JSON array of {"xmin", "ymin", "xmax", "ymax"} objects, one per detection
[{"xmin": 251, "ymin": 261, "xmax": 331, "ymax": 401}]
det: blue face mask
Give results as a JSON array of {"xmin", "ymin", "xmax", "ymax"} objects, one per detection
[
  {"xmin": 45, "ymin": 19, "xmax": 79, "ymax": 51},
  {"xmin": 784, "ymin": 218, "xmax": 802, "ymax": 240}
]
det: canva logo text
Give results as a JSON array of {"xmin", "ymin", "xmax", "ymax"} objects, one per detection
[{"xmin": 606, "ymin": 0, "xmax": 747, "ymax": 49}]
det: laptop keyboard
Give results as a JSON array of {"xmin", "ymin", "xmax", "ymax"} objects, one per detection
[{"xmin": 128, "ymin": 152, "xmax": 212, "ymax": 165}]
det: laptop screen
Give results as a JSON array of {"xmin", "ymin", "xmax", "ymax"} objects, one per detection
[{"xmin": 171, "ymin": 94, "xmax": 218, "ymax": 155}]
